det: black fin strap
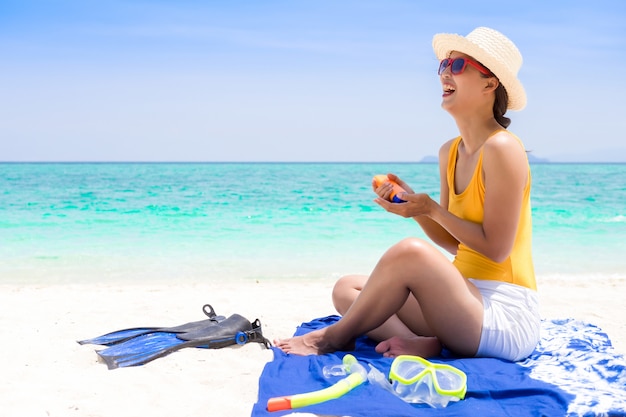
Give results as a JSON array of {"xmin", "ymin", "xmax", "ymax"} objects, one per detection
[
  {"xmin": 202, "ymin": 304, "xmax": 216, "ymax": 318},
  {"xmin": 248, "ymin": 318, "xmax": 272, "ymax": 349}
]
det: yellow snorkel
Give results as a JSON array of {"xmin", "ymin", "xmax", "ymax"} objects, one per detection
[{"xmin": 266, "ymin": 354, "xmax": 367, "ymax": 412}]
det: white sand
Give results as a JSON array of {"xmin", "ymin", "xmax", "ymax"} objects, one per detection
[{"xmin": 1, "ymin": 274, "xmax": 624, "ymax": 417}]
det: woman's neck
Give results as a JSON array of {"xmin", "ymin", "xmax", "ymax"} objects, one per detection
[{"xmin": 455, "ymin": 115, "xmax": 503, "ymax": 155}]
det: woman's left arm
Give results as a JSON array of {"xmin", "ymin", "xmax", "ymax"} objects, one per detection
[{"xmin": 427, "ymin": 132, "xmax": 529, "ymax": 262}]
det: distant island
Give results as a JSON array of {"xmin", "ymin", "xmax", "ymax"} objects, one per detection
[{"xmin": 527, "ymin": 153, "xmax": 550, "ymax": 163}]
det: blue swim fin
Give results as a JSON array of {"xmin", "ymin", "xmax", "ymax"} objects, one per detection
[
  {"xmin": 77, "ymin": 304, "xmax": 225, "ymax": 346},
  {"xmin": 94, "ymin": 314, "xmax": 270, "ymax": 369}
]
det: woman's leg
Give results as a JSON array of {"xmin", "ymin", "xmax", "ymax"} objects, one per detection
[
  {"xmin": 332, "ymin": 274, "xmax": 433, "ymax": 342},
  {"xmin": 332, "ymin": 274, "xmax": 442, "ymax": 357},
  {"xmin": 274, "ymin": 238, "xmax": 484, "ymax": 357}
]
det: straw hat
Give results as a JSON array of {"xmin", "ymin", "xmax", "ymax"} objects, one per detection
[{"xmin": 432, "ymin": 27, "xmax": 526, "ymax": 110}]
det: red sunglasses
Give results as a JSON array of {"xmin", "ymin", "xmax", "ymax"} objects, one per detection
[{"xmin": 438, "ymin": 58, "xmax": 492, "ymax": 76}]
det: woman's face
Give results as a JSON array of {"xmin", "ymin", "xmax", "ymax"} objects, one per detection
[{"xmin": 439, "ymin": 51, "xmax": 493, "ymax": 113}]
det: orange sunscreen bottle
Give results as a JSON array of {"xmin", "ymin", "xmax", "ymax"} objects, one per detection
[{"xmin": 373, "ymin": 175, "xmax": 407, "ymax": 203}]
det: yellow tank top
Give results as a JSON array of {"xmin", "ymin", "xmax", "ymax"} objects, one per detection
[{"xmin": 447, "ymin": 135, "xmax": 536, "ymax": 290}]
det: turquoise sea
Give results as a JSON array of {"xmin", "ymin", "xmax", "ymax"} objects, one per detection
[{"xmin": 1, "ymin": 163, "xmax": 625, "ymax": 284}]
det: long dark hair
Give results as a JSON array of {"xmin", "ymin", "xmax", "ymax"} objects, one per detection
[
  {"xmin": 494, "ymin": 83, "xmax": 511, "ymax": 128},
  {"xmin": 475, "ymin": 59, "xmax": 511, "ymax": 128}
]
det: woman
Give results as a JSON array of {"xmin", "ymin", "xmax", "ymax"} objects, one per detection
[{"xmin": 275, "ymin": 27, "xmax": 540, "ymax": 362}]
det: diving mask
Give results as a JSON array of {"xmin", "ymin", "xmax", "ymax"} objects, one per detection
[{"xmin": 371, "ymin": 355, "xmax": 467, "ymax": 407}]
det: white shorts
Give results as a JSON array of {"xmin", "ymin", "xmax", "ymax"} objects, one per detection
[{"xmin": 469, "ymin": 279, "xmax": 541, "ymax": 362}]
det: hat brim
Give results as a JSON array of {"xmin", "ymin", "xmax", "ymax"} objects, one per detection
[{"xmin": 433, "ymin": 33, "xmax": 526, "ymax": 110}]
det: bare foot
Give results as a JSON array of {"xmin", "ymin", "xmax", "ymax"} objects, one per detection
[
  {"xmin": 274, "ymin": 328, "xmax": 330, "ymax": 355},
  {"xmin": 375, "ymin": 335, "xmax": 442, "ymax": 358}
]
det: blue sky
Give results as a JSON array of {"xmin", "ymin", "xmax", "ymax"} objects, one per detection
[{"xmin": 1, "ymin": 0, "xmax": 625, "ymax": 162}]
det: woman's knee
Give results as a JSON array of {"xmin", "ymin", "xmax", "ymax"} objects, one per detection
[
  {"xmin": 384, "ymin": 238, "xmax": 433, "ymax": 263},
  {"xmin": 376, "ymin": 238, "xmax": 445, "ymax": 290},
  {"xmin": 332, "ymin": 274, "xmax": 366, "ymax": 315}
]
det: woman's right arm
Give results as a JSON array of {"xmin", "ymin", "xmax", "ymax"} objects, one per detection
[{"xmin": 411, "ymin": 141, "xmax": 460, "ymax": 254}]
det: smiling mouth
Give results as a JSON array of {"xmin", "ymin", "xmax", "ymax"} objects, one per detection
[{"xmin": 443, "ymin": 84, "xmax": 456, "ymax": 96}]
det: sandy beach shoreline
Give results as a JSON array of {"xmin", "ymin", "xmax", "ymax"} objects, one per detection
[{"xmin": 1, "ymin": 274, "xmax": 624, "ymax": 417}]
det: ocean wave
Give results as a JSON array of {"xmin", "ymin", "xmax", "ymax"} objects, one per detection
[{"xmin": 605, "ymin": 215, "xmax": 626, "ymax": 223}]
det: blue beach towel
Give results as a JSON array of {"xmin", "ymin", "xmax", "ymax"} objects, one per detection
[{"xmin": 252, "ymin": 317, "xmax": 626, "ymax": 417}]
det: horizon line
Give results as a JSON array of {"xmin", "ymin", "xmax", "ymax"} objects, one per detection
[{"xmin": 2, "ymin": 160, "xmax": 626, "ymax": 165}]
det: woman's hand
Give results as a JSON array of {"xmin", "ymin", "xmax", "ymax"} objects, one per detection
[
  {"xmin": 373, "ymin": 171, "xmax": 458, "ymax": 254},
  {"xmin": 372, "ymin": 173, "xmax": 415, "ymax": 201},
  {"xmin": 374, "ymin": 192, "xmax": 437, "ymax": 218},
  {"xmin": 386, "ymin": 173, "xmax": 415, "ymax": 194}
]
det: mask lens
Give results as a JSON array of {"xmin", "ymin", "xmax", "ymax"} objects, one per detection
[
  {"xmin": 434, "ymin": 368, "xmax": 464, "ymax": 391},
  {"xmin": 390, "ymin": 357, "xmax": 428, "ymax": 384}
]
